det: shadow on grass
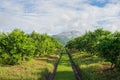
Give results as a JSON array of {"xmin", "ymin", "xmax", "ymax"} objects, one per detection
[
  {"xmin": 72, "ymin": 53, "xmax": 104, "ymax": 66},
  {"xmin": 72, "ymin": 52, "xmax": 120, "ymax": 80},
  {"xmin": 81, "ymin": 66, "xmax": 120, "ymax": 80},
  {"xmin": 35, "ymin": 55, "xmax": 59, "ymax": 64},
  {"xmin": 54, "ymin": 71, "xmax": 76, "ymax": 80}
]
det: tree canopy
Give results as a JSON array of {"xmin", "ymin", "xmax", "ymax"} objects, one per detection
[
  {"xmin": 0, "ymin": 29, "xmax": 64, "ymax": 65},
  {"xmin": 66, "ymin": 28, "xmax": 120, "ymax": 68}
]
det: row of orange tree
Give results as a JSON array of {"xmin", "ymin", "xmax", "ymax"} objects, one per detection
[
  {"xmin": 0, "ymin": 29, "xmax": 64, "ymax": 65},
  {"xmin": 66, "ymin": 28, "xmax": 120, "ymax": 69}
]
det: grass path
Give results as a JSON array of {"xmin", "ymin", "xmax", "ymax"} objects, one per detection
[{"xmin": 54, "ymin": 53, "xmax": 76, "ymax": 80}]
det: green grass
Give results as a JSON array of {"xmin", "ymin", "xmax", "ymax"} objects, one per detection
[
  {"xmin": 54, "ymin": 53, "xmax": 76, "ymax": 80},
  {"xmin": 72, "ymin": 51, "xmax": 120, "ymax": 80},
  {"xmin": 0, "ymin": 54, "xmax": 59, "ymax": 80}
]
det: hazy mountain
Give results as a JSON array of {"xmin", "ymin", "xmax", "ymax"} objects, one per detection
[{"xmin": 53, "ymin": 30, "xmax": 81, "ymax": 45}]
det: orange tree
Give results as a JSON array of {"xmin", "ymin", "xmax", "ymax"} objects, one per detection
[{"xmin": 0, "ymin": 29, "xmax": 35, "ymax": 65}]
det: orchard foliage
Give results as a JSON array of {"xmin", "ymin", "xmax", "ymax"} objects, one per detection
[
  {"xmin": 97, "ymin": 32, "xmax": 120, "ymax": 68},
  {"xmin": 0, "ymin": 29, "xmax": 64, "ymax": 65},
  {"xmin": 66, "ymin": 28, "xmax": 120, "ymax": 68},
  {"xmin": 0, "ymin": 29, "xmax": 35, "ymax": 65},
  {"xmin": 30, "ymin": 31, "xmax": 64, "ymax": 56},
  {"xmin": 66, "ymin": 28, "xmax": 111, "ymax": 53}
]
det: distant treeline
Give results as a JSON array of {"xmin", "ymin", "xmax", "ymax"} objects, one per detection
[
  {"xmin": 66, "ymin": 28, "xmax": 120, "ymax": 69},
  {"xmin": 0, "ymin": 29, "xmax": 64, "ymax": 65}
]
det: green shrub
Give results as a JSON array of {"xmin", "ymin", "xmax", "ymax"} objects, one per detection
[{"xmin": 0, "ymin": 29, "xmax": 35, "ymax": 65}]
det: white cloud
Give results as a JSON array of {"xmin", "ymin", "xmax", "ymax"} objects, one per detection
[{"xmin": 0, "ymin": 0, "xmax": 120, "ymax": 34}]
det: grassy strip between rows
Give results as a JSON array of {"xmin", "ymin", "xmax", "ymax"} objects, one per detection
[
  {"xmin": 54, "ymin": 53, "xmax": 76, "ymax": 80},
  {"xmin": 0, "ymin": 54, "xmax": 59, "ymax": 80},
  {"xmin": 72, "ymin": 51, "xmax": 120, "ymax": 80}
]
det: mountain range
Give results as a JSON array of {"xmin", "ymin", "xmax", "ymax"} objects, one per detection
[{"xmin": 53, "ymin": 30, "xmax": 81, "ymax": 45}]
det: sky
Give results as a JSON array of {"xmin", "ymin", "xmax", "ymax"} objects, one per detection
[{"xmin": 0, "ymin": 0, "xmax": 120, "ymax": 35}]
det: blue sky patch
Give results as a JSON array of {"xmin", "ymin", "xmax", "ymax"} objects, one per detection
[
  {"xmin": 93, "ymin": 20, "xmax": 110, "ymax": 28},
  {"xmin": 0, "ymin": 8, "xmax": 4, "ymax": 12},
  {"xmin": 24, "ymin": 3, "xmax": 34, "ymax": 13},
  {"xmin": 18, "ymin": 0, "xmax": 35, "ymax": 13},
  {"xmin": 89, "ymin": 0, "xmax": 109, "ymax": 7}
]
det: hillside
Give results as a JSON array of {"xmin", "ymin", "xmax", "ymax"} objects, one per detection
[{"xmin": 53, "ymin": 31, "xmax": 81, "ymax": 45}]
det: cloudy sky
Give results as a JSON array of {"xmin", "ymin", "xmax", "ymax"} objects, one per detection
[{"xmin": 0, "ymin": 0, "xmax": 120, "ymax": 35}]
